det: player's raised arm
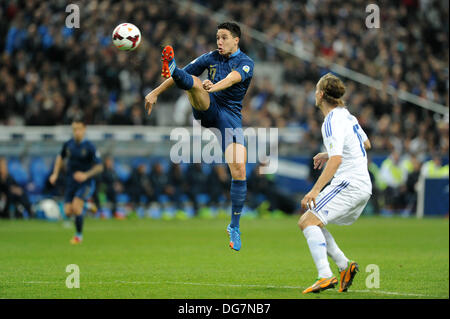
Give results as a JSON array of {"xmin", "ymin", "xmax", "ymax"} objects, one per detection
[
  {"xmin": 206, "ymin": 70, "xmax": 242, "ymax": 93},
  {"xmin": 144, "ymin": 77, "xmax": 175, "ymax": 115}
]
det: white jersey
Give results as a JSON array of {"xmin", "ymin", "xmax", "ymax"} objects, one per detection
[{"xmin": 321, "ymin": 106, "xmax": 372, "ymax": 195}]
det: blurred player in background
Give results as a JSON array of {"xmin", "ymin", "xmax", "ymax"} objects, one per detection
[
  {"xmin": 49, "ymin": 117, "xmax": 103, "ymax": 244},
  {"xmin": 298, "ymin": 73, "xmax": 372, "ymax": 294},
  {"xmin": 145, "ymin": 22, "xmax": 254, "ymax": 252}
]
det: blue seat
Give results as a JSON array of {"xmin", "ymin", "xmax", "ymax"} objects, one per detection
[
  {"xmin": 114, "ymin": 161, "xmax": 131, "ymax": 183},
  {"xmin": 158, "ymin": 194, "xmax": 169, "ymax": 204},
  {"xmin": 196, "ymin": 193, "xmax": 210, "ymax": 205},
  {"xmin": 8, "ymin": 159, "xmax": 28, "ymax": 186},
  {"xmin": 116, "ymin": 193, "xmax": 130, "ymax": 204},
  {"xmin": 29, "ymin": 157, "xmax": 50, "ymax": 192}
]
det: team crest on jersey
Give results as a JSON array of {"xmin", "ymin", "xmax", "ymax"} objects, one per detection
[
  {"xmin": 242, "ymin": 65, "xmax": 250, "ymax": 73},
  {"xmin": 81, "ymin": 148, "xmax": 87, "ymax": 157},
  {"xmin": 329, "ymin": 143, "xmax": 333, "ymax": 149}
]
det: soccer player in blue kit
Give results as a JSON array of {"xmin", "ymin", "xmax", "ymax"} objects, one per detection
[
  {"xmin": 49, "ymin": 117, "xmax": 103, "ymax": 244},
  {"xmin": 145, "ymin": 22, "xmax": 254, "ymax": 251}
]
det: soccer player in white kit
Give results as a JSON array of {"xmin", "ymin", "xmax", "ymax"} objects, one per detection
[{"xmin": 299, "ymin": 73, "xmax": 372, "ymax": 294}]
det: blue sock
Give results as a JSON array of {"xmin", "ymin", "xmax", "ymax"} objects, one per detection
[
  {"xmin": 230, "ymin": 179, "xmax": 247, "ymax": 228},
  {"xmin": 171, "ymin": 62, "xmax": 194, "ymax": 90},
  {"xmin": 75, "ymin": 214, "xmax": 84, "ymax": 237}
]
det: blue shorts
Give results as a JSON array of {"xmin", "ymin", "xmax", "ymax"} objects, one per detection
[
  {"xmin": 192, "ymin": 94, "xmax": 245, "ymax": 152},
  {"xmin": 64, "ymin": 179, "xmax": 96, "ymax": 203}
]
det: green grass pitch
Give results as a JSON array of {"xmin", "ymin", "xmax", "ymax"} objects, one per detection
[{"xmin": 0, "ymin": 215, "xmax": 448, "ymax": 299}]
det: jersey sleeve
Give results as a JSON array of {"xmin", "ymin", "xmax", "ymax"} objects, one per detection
[
  {"xmin": 182, "ymin": 52, "xmax": 211, "ymax": 77},
  {"xmin": 234, "ymin": 59, "xmax": 254, "ymax": 82},
  {"xmin": 357, "ymin": 124, "xmax": 368, "ymax": 142},
  {"xmin": 323, "ymin": 115, "xmax": 345, "ymax": 157},
  {"xmin": 352, "ymin": 116, "xmax": 368, "ymax": 142},
  {"xmin": 60, "ymin": 141, "xmax": 68, "ymax": 158},
  {"xmin": 90, "ymin": 143, "xmax": 102, "ymax": 164}
]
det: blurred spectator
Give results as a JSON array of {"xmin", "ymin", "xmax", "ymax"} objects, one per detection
[
  {"xmin": 185, "ymin": 163, "xmax": 209, "ymax": 212},
  {"xmin": 207, "ymin": 164, "xmax": 231, "ymax": 206},
  {"xmin": 248, "ymin": 163, "xmax": 299, "ymax": 214},
  {"xmin": 378, "ymin": 150, "xmax": 409, "ymax": 215},
  {"xmin": 405, "ymin": 154, "xmax": 423, "ymax": 214},
  {"xmin": 367, "ymin": 156, "xmax": 381, "ymax": 214},
  {"xmin": 420, "ymin": 152, "xmax": 450, "ymax": 178},
  {"xmin": 108, "ymin": 100, "xmax": 132, "ymax": 125},
  {"xmin": 127, "ymin": 163, "xmax": 153, "ymax": 209},
  {"xmin": 99, "ymin": 155, "xmax": 123, "ymax": 217},
  {"xmin": 167, "ymin": 162, "xmax": 188, "ymax": 207},
  {"xmin": 149, "ymin": 162, "xmax": 176, "ymax": 201},
  {"xmin": 0, "ymin": 157, "xmax": 34, "ymax": 218}
]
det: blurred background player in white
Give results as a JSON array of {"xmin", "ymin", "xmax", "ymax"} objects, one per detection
[
  {"xmin": 49, "ymin": 117, "xmax": 103, "ymax": 244},
  {"xmin": 298, "ymin": 73, "xmax": 372, "ymax": 294}
]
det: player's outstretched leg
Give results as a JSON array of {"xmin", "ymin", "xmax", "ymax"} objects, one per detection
[
  {"xmin": 161, "ymin": 45, "xmax": 210, "ymax": 111},
  {"xmin": 161, "ymin": 45, "xmax": 193, "ymax": 89},
  {"xmin": 298, "ymin": 211, "xmax": 336, "ymax": 294},
  {"xmin": 226, "ymin": 143, "xmax": 247, "ymax": 252},
  {"xmin": 320, "ymin": 228, "xmax": 358, "ymax": 292}
]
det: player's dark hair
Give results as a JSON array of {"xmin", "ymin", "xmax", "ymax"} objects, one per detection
[
  {"xmin": 318, "ymin": 73, "xmax": 346, "ymax": 106},
  {"xmin": 72, "ymin": 115, "xmax": 86, "ymax": 125},
  {"xmin": 217, "ymin": 22, "xmax": 241, "ymax": 38}
]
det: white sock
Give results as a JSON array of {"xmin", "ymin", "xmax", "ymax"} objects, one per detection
[
  {"xmin": 303, "ymin": 226, "xmax": 333, "ymax": 278},
  {"xmin": 321, "ymin": 228, "xmax": 349, "ymax": 271}
]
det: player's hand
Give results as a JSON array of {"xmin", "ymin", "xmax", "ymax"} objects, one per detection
[
  {"xmin": 202, "ymin": 80, "xmax": 213, "ymax": 91},
  {"xmin": 49, "ymin": 173, "xmax": 58, "ymax": 185},
  {"xmin": 301, "ymin": 189, "xmax": 320, "ymax": 211},
  {"xmin": 144, "ymin": 92, "xmax": 157, "ymax": 116},
  {"xmin": 313, "ymin": 152, "xmax": 328, "ymax": 170},
  {"xmin": 73, "ymin": 171, "xmax": 88, "ymax": 183}
]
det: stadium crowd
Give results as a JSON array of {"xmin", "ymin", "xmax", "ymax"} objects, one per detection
[{"xmin": 0, "ymin": 0, "xmax": 448, "ymax": 218}]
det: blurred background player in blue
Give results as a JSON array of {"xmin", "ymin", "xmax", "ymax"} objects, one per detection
[{"xmin": 48, "ymin": 117, "xmax": 103, "ymax": 244}]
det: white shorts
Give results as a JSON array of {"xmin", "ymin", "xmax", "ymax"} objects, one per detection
[{"xmin": 310, "ymin": 180, "xmax": 371, "ymax": 226}]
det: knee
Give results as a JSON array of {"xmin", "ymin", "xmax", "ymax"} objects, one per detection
[
  {"xmin": 297, "ymin": 212, "xmax": 321, "ymax": 231},
  {"xmin": 64, "ymin": 206, "xmax": 73, "ymax": 217},
  {"xmin": 297, "ymin": 217, "xmax": 307, "ymax": 231},
  {"xmin": 230, "ymin": 164, "xmax": 246, "ymax": 180},
  {"xmin": 192, "ymin": 76, "xmax": 204, "ymax": 89},
  {"xmin": 71, "ymin": 201, "xmax": 84, "ymax": 215}
]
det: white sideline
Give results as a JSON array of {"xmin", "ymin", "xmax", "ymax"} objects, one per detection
[{"xmin": 16, "ymin": 280, "xmax": 443, "ymax": 298}]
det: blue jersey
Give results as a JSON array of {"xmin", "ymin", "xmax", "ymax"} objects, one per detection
[
  {"xmin": 183, "ymin": 49, "xmax": 254, "ymax": 116},
  {"xmin": 60, "ymin": 138, "xmax": 101, "ymax": 183}
]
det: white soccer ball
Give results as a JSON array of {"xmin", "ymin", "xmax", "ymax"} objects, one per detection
[
  {"xmin": 112, "ymin": 23, "xmax": 142, "ymax": 51},
  {"xmin": 40, "ymin": 199, "xmax": 61, "ymax": 220}
]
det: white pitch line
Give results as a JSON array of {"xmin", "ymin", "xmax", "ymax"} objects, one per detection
[{"xmin": 15, "ymin": 280, "xmax": 443, "ymax": 298}]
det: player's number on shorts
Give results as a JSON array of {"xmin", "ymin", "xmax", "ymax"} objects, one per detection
[{"xmin": 353, "ymin": 124, "xmax": 366, "ymax": 157}]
